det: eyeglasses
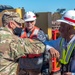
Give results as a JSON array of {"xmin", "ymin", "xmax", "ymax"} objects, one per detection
[{"xmin": 26, "ymin": 21, "xmax": 34, "ymax": 23}]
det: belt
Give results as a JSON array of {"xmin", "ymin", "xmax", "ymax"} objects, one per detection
[{"xmin": 21, "ymin": 54, "xmax": 42, "ymax": 58}]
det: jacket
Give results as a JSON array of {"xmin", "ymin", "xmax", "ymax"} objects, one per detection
[{"xmin": 0, "ymin": 27, "xmax": 45, "ymax": 75}]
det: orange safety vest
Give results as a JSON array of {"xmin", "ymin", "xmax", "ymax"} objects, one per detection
[
  {"xmin": 20, "ymin": 26, "xmax": 39, "ymax": 39},
  {"xmin": 21, "ymin": 26, "xmax": 41, "ymax": 58}
]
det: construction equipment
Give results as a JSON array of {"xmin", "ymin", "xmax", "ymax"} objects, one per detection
[
  {"xmin": 52, "ymin": 30, "xmax": 60, "ymax": 40},
  {"xmin": 52, "ymin": 58, "xmax": 60, "ymax": 72},
  {"xmin": 51, "ymin": 29, "xmax": 61, "ymax": 74},
  {"xmin": 36, "ymin": 12, "xmax": 52, "ymax": 39}
]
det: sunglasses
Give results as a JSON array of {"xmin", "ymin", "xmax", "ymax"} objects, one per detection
[{"xmin": 26, "ymin": 21, "xmax": 34, "ymax": 23}]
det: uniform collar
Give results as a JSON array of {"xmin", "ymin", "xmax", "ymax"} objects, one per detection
[{"xmin": 67, "ymin": 35, "xmax": 75, "ymax": 46}]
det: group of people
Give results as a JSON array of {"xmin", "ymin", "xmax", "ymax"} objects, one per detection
[{"xmin": 0, "ymin": 9, "xmax": 75, "ymax": 75}]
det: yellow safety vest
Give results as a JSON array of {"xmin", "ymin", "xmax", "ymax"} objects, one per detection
[{"xmin": 60, "ymin": 38, "xmax": 75, "ymax": 64}]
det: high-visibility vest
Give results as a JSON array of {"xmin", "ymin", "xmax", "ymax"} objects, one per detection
[
  {"xmin": 60, "ymin": 38, "xmax": 75, "ymax": 64},
  {"xmin": 20, "ymin": 26, "xmax": 39, "ymax": 39},
  {"xmin": 20, "ymin": 26, "xmax": 40, "ymax": 58}
]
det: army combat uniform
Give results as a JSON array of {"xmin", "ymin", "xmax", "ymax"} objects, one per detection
[{"xmin": 0, "ymin": 27, "xmax": 45, "ymax": 75}]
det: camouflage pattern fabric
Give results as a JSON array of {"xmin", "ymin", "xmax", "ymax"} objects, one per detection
[
  {"xmin": 0, "ymin": 27, "xmax": 45, "ymax": 75},
  {"xmin": 2, "ymin": 11, "xmax": 24, "ymax": 24}
]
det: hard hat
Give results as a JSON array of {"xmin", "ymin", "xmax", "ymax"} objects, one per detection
[
  {"xmin": 57, "ymin": 10, "xmax": 75, "ymax": 26},
  {"xmin": 24, "ymin": 11, "xmax": 36, "ymax": 22}
]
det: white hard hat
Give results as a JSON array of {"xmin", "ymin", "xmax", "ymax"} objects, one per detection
[
  {"xmin": 57, "ymin": 10, "xmax": 75, "ymax": 26},
  {"xmin": 24, "ymin": 11, "xmax": 36, "ymax": 22}
]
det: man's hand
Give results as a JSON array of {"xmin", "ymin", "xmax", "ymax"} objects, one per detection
[{"xmin": 49, "ymin": 48, "xmax": 60, "ymax": 58}]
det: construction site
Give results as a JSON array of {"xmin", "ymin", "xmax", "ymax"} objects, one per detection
[
  {"xmin": 2, "ymin": 0, "xmax": 75, "ymax": 73},
  {"xmin": 0, "ymin": 5, "xmax": 61, "ymax": 40},
  {"xmin": 0, "ymin": 5, "xmax": 65, "ymax": 75}
]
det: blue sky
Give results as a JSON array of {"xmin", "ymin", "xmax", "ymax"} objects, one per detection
[{"xmin": 0, "ymin": 0, "xmax": 75, "ymax": 13}]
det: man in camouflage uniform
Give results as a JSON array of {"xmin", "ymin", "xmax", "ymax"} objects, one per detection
[{"xmin": 0, "ymin": 11, "xmax": 45, "ymax": 75}]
